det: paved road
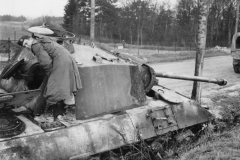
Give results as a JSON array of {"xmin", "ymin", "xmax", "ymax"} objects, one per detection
[{"xmin": 150, "ymin": 55, "xmax": 240, "ymax": 97}]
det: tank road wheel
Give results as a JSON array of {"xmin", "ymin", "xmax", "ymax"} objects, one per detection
[{"xmin": 233, "ymin": 65, "xmax": 240, "ymax": 73}]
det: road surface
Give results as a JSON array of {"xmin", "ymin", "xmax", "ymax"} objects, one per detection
[{"xmin": 150, "ymin": 55, "xmax": 240, "ymax": 98}]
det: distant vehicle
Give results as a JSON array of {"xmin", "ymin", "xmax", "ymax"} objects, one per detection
[
  {"xmin": 0, "ymin": 26, "xmax": 227, "ymax": 160},
  {"xmin": 231, "ymin": 33, "xmax": 240, "ymax": 73}
]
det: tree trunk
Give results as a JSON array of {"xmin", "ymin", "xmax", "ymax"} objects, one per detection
[
  {"xmin": 210, "ymin": 21, "xmax": 214, "ymax": 47},
  {"xmin": 191, "ymin": 0, "xmax": 209, "ymax": 102},
  {"xmin": 137, "ymin": 29, "xmax": 140, "ymax": 55},
  {"xmin": 164, "ymin": 20, "xmax": 168, "ymax": 42},
  {"xmin": 75, "ymin": 10, "xmax": 79, "ymax": 35},
  {"xmin": 228, "ymin": 17, "xmax": 232, "ymax": 47},
  {"xmin": 215, "ymin": 8, "xmax": 221, "ymax": 44},
  {"xmin": 111, "ymin": 32, "xmax": 113, "ymax": 43},
  {"xmin": 130, "ymin": 24, "xmax": 133, "ymax": 45},
  {"xmin": 90, "ymin": 0, "xmax": 95, "ymax": 45},
  {"xmin": 100, "ymin": 18, "xmax": 103, "ymax": 37},
  {"xmin": 235, "ymin": 1, "xmax": 240, "ymax": 34}
]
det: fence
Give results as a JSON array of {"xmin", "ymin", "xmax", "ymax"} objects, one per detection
[{"xmin": 0, "ymin": 39, "xmax": 18, "ymax": 72}]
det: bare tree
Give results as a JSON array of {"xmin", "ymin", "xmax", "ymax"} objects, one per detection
[
  {"xmin": 235, "ymin": 0, "xmax": 240, "ymax": 34},
  {"xmin": 62, "ymin": 0, "xmax": 236, "ymax": 48},
  {"xmin": 191, "ymin": 0, "xmax": 209, "ymax": 102},
  {"xmin": 90, "ymin": 0, "xmax": 95, "ymax": 45}
]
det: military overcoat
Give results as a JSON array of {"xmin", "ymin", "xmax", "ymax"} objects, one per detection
[{"xmin": 31, "ymin": 37, "xmax": 82, "ymax": 104}]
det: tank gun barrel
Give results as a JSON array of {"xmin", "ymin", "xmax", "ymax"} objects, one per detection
[{"xmin": 155, "ymin": 72, "xmax": 227, "ymax": 86}]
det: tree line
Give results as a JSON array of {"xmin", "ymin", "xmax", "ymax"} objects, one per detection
[
  {"xmin": 29, "ymin": 16, "xmax": 64, "ymax": 29},
  {"xmin": 62, "ymin": 0, "xmax": 237, "ymax": 48},
  {"xmin": 0, "ymin": 15, "xmax": 27, "ymax": 22}
]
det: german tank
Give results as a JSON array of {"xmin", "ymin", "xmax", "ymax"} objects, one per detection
[{"xmin": 0, "ymin": 27, "xmax": 227, "ymax": 160}]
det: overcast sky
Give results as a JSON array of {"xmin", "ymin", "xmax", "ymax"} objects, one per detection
[
  {"xmin": 0, "ymin": 0, "xmax": 68, "ymax": 18},
  {"xmin": 0, "ymin": 0, "xmax": 176, "ymax": 19}
]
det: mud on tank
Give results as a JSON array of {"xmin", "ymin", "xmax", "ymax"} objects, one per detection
[{"xmin": 0, "ymin": 33, "xmax": 227, "ymax": 160}]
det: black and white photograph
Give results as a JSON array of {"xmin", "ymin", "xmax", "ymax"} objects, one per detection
[{"xmin": 0, "ymin": 0, "xmax": 239, "ymax": 159}]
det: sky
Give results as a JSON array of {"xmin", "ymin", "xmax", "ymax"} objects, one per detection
[
  {"xmin": 0, "ymin": 0, "xmax": 68, "ymax": 18},
  {"xmin": 0, "ymin": 0, "xmax": 177, "ymax": 19}
]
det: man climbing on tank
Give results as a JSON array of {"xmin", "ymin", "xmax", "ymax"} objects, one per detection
[{"xmin": 17, "ymin": 35, "xmax": 82, "ymax": 121}]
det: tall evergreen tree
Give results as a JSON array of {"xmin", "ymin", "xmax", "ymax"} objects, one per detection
[{"xmin": 62, "ymin": 0, "xmax": 78, "ymax": 32}]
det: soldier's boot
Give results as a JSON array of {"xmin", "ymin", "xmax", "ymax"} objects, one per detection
[{"xmin": 53, "ymin": 100, "xmax": 66, "ymax": 121}]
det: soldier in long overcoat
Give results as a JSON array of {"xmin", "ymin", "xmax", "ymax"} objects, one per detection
[{"xmin": 18, "ymin": 35, "xmax": 82, "ymax": 120}]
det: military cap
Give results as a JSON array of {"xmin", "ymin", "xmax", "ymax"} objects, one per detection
[{"xmin": 17, "ymin": 35, "xmax": 30, "ymax": 46}]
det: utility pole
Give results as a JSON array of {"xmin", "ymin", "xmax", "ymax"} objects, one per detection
[
  {"xmin": 235, "ymin": 0, "xmax": 240, "ymax": 34},
  {"xmin": 8, "ymin": 38, "xmax": 10, "ymax": 61},
  {"xmin": 191, "ymin": 0, "xmax": 209, "ymax": 102},
  {"xmin": 90, "ymin": 0, "xmax": 95, "ymax": 46},
  {"xmin": 14, "ymin": 31, "xmax": 16, "ymax": 41}
]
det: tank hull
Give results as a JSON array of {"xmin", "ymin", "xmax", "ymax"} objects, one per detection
[
  {"xmin": 0, "ymin": 43, "xmax": 214, "ymax": 159},
  {"xmin": 0, "ymin": 94, "xmax": 212, "ymax": 160}
]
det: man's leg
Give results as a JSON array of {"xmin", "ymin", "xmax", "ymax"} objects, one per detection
[
  {"xmin": 64, "ymin": 93, "xmax": 75, "ymax": 106},
  {"xmin": 53, "ymin": 100, "xmax": 66, "ymax": 120}
]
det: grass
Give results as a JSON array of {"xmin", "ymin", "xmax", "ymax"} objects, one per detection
[
  {"xmin": 178, "ymin": 126, "xmax": 240, "ymax": 160},
  {"xmin": 0, "ymin": 27, "xmax": 29, "ymax": 41},
  {"xmin": 108, "ymin": 42, "xmax": 196, "ymax": 51},
  {"xmin": 144, "ymin": 49, "xmax": 229, "ymax": 63},
  {"xmin": 168, "ymin": 89, "xmax": 240, "ymax": 160},
  {"xmin": 179, "ymin": 130, "xmax": 240, "ymax": 160},
  {"xmin": 98, "ymin": 88, "xmax": 240, "ymax": 160},
  {"xmin": 96, "ymin": 42, "xmax": 230, "ymax": 64},
  {"xmin": 0, "ymin": 21, "xmax": 29, "ymax": 40}
]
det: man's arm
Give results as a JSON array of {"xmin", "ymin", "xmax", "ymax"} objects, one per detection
[{"xmin": 32, "ymin": 43, "xmax": 52, "ymax": 74}]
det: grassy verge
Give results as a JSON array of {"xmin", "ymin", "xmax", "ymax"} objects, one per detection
[
  {"xmin": 0, "ymin": 21, "xmax": 29, "ymax": 40},
  {"xmin": 95, "ymin": 86, "xmax": 240, "ymax": 160},
  {"xmin": 144, "ymin": 49, "xmax": 230, "ymax": 63},
  {"xmin": 168, "ymin": 88, "xmax": 240, "ymax": 160},
  {"xmin": 97, "ymin": 42, "xmax": 230, "ymax": 64}
]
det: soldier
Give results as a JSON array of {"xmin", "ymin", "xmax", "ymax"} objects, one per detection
[{"xmin": 17, "ymin": 35, "xmax": 82, "ymax": 121}]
